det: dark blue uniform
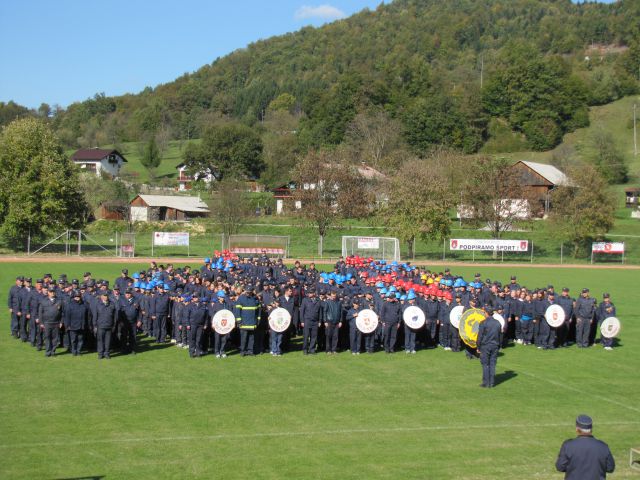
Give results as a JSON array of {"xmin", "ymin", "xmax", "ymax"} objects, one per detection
[
  {"xmin": 556, "ymin": 435, "xmax": 615, "ymax": 479},
  {"xmin": 477, "ymin": 315, "xmax": 502, "ymax": 387},
  {"xmin": 64, "ymin": 298, "xmax": 88, "ymax": 355}
]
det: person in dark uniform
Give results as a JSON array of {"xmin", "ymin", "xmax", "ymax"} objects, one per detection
[
  {"xmin": 93, "ymin": 291, "xmax": 117, "ymax": 359},
  {"xmin": 322, "ymin": 291, "xmax": 342, "ymax": 354},
  {"xmin": 300, "ymin": 290, "xmax": 321, "ymax": 354},
  {"xmin": 38, "ymin": 286, "xmax": 64, "ymax": 357},
  {"xmin": 8, "ymin": 276, "xmax": 24, "ymax": 338},
  {"xmin": 476, "ymin": 308, "xmax": 502, "ymax": 388},
  {"xmin": 556, "ymin": 415, "xmax": 615, "ymax": 479},
  {"xmin": 64, "ymin": 290, "xmax": 88, "ymax": 356},
  {"xmin": 235, "ymin": 286, "xmax": 260, "ymax": 356},
  {"xmin": 596, "ymin": 293, "xmax": 616, "ymax": 350},
  {"xmin": 575, "ymin": 288, "xmax": 595, "ymax": 348},
  {"xmin": 119, "ymin": 288, "xmax": 140, "ymax": 354},
  {"xmin": 187, "ymin": 295, "xmax": 208, "ymax": 357},
  {"xmin": 380, "ymin": 292, "xmax": 402, "ymax": 354}
]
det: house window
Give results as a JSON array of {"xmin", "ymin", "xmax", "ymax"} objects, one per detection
[{"xmin": 83, "ymin": 163, "xmax": 97, "ymax": 172}]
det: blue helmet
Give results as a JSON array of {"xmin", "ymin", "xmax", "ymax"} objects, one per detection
[
  {"xmin": 375, "ymin": 282, "xmax": 384, "ymax": 288},
  {"xmin": 407, "ymin": 292, "xmax": 416, "ymax": 300},
  {"xmin": 380, "ymin": 288, "xmax": 388, "ymax": 295},
  {"xmin": 400, "ymin": 294, "xmax": 407, "ymax": 301},
  {"xmin": 133, "ymin": 281, "xmax": 140, "ymax": 288},
  {"xmin": 216, "ymin": 290, "xmax": 226, "ymax": 298},
  {"xmin": 204, "ymin": 257, "xmax": 211, "ymax": 263},
  {"xmin": 132, "ymin": 273, "xmax": 140, "ymax": 279}
]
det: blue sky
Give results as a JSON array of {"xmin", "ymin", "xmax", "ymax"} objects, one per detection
[
  {"xmin": 0, "ymin": 0, "xmax": 616, "ymax": 109},
  {"xmin": 0, "ymin": 1, "xmax": 385, "ymax": 108}
]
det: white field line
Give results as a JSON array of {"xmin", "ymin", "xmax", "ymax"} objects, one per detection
[
  {"xmin": 1, "ymin": 421, "xmax": 639, "ymax": 449},
  {"xmin": 507, "ymin": 365, "xmax": 640, "ymax": 414}
]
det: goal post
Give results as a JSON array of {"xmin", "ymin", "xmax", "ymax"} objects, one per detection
[
  {"xmin": 227, "ymin": 234, "xmax": 290, "ymax": 258},
  {"xmin": 342, "ymin": 236, "xmax": 400, "ymax": 262}
]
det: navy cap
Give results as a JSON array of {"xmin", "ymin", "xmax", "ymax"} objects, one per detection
[
  {"xmin": 603, "ymin": 293, "xmax": 610, "ymax": 299},
  {"xmin": 576, "ymin": 414, "xmax": 592, "ymax": 430},
  {"xmin": 562, "ymin": 287, "xmax": 569, "ymax": 292},
  {"xmin": 582, "ymin": 288, "xmax": 589, "ymax": 294}
]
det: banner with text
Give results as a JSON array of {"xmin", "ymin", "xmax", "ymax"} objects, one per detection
[
  {"xmin": 592, "ymin": 242, "xmax": 624, "ymax": 254},
  {"xmin": 153, "ymin": 232, "xmax": 190, "ymax": 247},
  {"xmin": 449, "ymin": 239, "xmax": 529, "ymax": 252},
  {"xmin": 357, "ymin": 237, "xmax": 380, "ymax": 249}
]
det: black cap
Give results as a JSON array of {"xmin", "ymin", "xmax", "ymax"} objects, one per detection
[
  {"xmin": 25, "ymin": 277, "xmax": 32, "ymax": 282},
  {"xmin": 16, "ymin": 276, "xmax": 24, "ymax": 281},
  {"xmin": 122, "ymin": 268, "xmax": 128, "ymax": 274},
  {"xmin": 547, "ymin": 285, "xmax": 554, "ymax": 289},
  {"xmin": 84, "ymin": 272, "xmax": 91, "ymax": 277},
  {"xmin": 113, "ymin": 286, "xmax": 120, "ymax": 291},
  {"xmin": 72, "ymin": 279, "xmax": 79, "ymax": 284},
  {"xmin": 562, "ymin": 287, "xmax": 569, "ymax": 292},
  {"xmin": 36, "ymin": 279, "xmax": 44, "ymax": 284},
  {"xmin": 603, "ymin": 293, "xmax": 610, "ymax": 299},
  {"xmin": 72, "ymin": 290, "xmax": 81, "ymax": 297},
  {"xmin": 510, "ymin": 276, "xmax": 516, "ymax": 280},
  {"xmin": 44, "ymin": 273, "xmax": 52, "ymax": 278},
  {"xmin": 576, "ymin": 415, "xmax": 592, "ymax": 430},
  {"xmin": 582, "ymin": 288, "xmax": 589, "ymax": 294},
  {"xmin": 475, "ymin": 273, "xmax": 481, "ymax": 278},
  {"xmin": 47, "ymin": 285, "xmax": 56, "ymax": 292},
  {"xmin": 100, "ymin": 291, "xmax": 109, "ymax": 297}
]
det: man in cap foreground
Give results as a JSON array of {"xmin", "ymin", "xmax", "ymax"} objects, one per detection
[
  {"xmin": 476, "ymin": 307, "xmax": 502, "ymax": 387},
  {"xmin": 556, "ymin": 415, "xmax": 615, "ymax": 479}
]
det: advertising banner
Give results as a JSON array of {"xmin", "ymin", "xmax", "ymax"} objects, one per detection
[
  {"xmin": 153, "ymin": 232, "xmax": 190, "ymax": 246},
  {"xmin": 591, "ymin": 242, "xmax": 624, "ymax": 254},
  {"xmin": 449, "ymin": 239, "xmax": 528, "ymax": 252}
]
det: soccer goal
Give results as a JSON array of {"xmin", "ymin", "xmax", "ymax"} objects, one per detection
[
  {"xmin": 341, "ymin": 236, "xmax": 400, "ymax": 262},
  {"xmin": 227, "ymin": 234, "xmax": 290, "ymax": 258}
]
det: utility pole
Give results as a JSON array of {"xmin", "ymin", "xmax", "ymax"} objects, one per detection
[{"xmin": 634, "ymin": 103, "xmax": 638, "ymax": 157}]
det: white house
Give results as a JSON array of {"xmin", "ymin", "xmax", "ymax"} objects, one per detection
[
  {"xmin": 175, "ymin": 163, "xmax": 216, "ymax": 191},
  {"xmin": 71, "ymin": 148, "xmax": 127, "ymax": 177}
]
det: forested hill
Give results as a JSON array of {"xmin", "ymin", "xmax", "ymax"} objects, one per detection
[{"xmin": 7, "ymin": 0, "xmax": 640, "ymax": 155}]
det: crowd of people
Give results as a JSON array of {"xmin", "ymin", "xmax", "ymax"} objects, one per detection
[{"xmin": 7, "ymin": 253, "xmax": 618, "ymax": 362}]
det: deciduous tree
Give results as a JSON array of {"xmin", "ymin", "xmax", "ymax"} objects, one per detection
[{"xmin": 0, "ymin": 118, "xmax": 89, "ymax": 246}]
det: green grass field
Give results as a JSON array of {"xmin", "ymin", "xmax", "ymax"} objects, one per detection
[{"xmin": 1, "ymin": 262, "xmax": 639, "ymax": 479}]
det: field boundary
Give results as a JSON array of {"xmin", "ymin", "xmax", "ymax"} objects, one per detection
[
  {"xmin": 2, "ymin": 420, "xmax": 638, "ymax": 449},
  {"xmin": 0, "ymin": 255, "xmax": 639, "ymax": 269}
]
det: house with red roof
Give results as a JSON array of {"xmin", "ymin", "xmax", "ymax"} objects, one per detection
[{"xmin": 71, "ymin": 148, "xmax": 127, "ymax": 177}]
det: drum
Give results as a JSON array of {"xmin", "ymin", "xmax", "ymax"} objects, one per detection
[
  {"xmin": 268, "ymin": 307, "xmax": 292, "ymax": 333},
  {"xmin": 212, "ymin": 309, "xmax": 236, "ymax": 335},
  {"xmin": 356, "ymin": 309, "xmax": 379, "ymax": 334},
  {"xmin": 403, "ymin": 305, "xmax": 425, "ymax": 329},
  {"xmin": 545, "ymin": 304, "xmax": 565, "ymax": 328},
  {"xmin": 600, "ymin": 317, "xmax": 621, "ymax": 338},
  {"xmin": 459, "ymin": 308, "xmax": 487, "ymax": 348},
  {"xmin": 449, "ymin": 305, "xmax": 464, "ymax": 329}
]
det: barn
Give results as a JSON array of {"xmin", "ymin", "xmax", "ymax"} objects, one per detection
[
  {"xmin": 510, "ymin": 161, "xmax": 570, "ymax": 215},
  {"xmin": 129, "ymin": 195, "xmax": 210, "ymax": 222}
]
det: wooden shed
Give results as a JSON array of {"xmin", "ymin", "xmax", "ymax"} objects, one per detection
[{"xmin": 129, "ymin": 194, "xmax": 210, "ymax": 222}]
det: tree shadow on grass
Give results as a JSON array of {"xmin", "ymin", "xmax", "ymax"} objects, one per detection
[{"xmin": 494, "ymin": 370, "xmax": 517, "ymax": 386}]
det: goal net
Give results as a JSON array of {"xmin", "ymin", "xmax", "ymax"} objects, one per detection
[
  {"xmin": 227, "ymin": 234, "xmax": 290, "ymax": 258},
  {"xmin": 341, "ymin": 236, "xmax": 400, "ymax": 262}
]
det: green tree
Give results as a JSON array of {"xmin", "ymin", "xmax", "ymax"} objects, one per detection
[
  {"xmin": 184, "ymin": 123, "xmax": 264, "ymax": 181},
  {"xmin": 460, "ymin": 156, "xmax": 535, "ymax": 240},
  {"xmin": 0, "ymin": 118, "xmax": 88, "ymax": 246},
  {"xmin": 549, "ymin": 164, "xmax": 616, "ymax": 257},
  {"xmin": 377, "ymin": 156, "xmax": 455, "ymax": 259},
  {"xmin": 590, "ymin": 131, "xmax": 628, "ymax": 184},
  {"xmin": 211, "ymin": 178, "xmax": 252, "ymax": 242},
  {"xmin": 141, "ymin": 136, "xmax": 161, "ymax": 180}
]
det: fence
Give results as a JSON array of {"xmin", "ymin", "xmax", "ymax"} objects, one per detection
[{"xmin": 11, "ymin": 224, "xmax": 640, "ymax": 265}]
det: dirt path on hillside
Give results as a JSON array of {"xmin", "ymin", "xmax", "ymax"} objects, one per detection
[{"xmin": 0, "ymin": 255, "xmax": 637, "ymax": 269}]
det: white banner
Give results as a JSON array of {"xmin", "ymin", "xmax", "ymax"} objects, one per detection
[
  {"xmin": 153, "ymin": 232, "xmax": 190, "ymax": 246},
  {"xmin": 592, "ymin": 242, "xmax": 624, "ymax": 254},
  {"xmin": 357, "ymin": 237, "xmax": 380, "ymax": 249},
  {"xmin": 449, "ymin": 239, "xmax": 529, "ymax": 252}
]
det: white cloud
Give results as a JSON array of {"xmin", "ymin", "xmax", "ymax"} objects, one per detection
[{"xmin": 294, "ymin": 4, "xmax": 346, "ymax": 21}]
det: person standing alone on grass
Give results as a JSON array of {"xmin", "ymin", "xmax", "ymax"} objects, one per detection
[
  {"xmin": 556, "ymin": 415, "xmax": 615, "ymax": 479},
  {"xmin": 476, "ymin": 307, "xmax": 502, "ymax": 388}
]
